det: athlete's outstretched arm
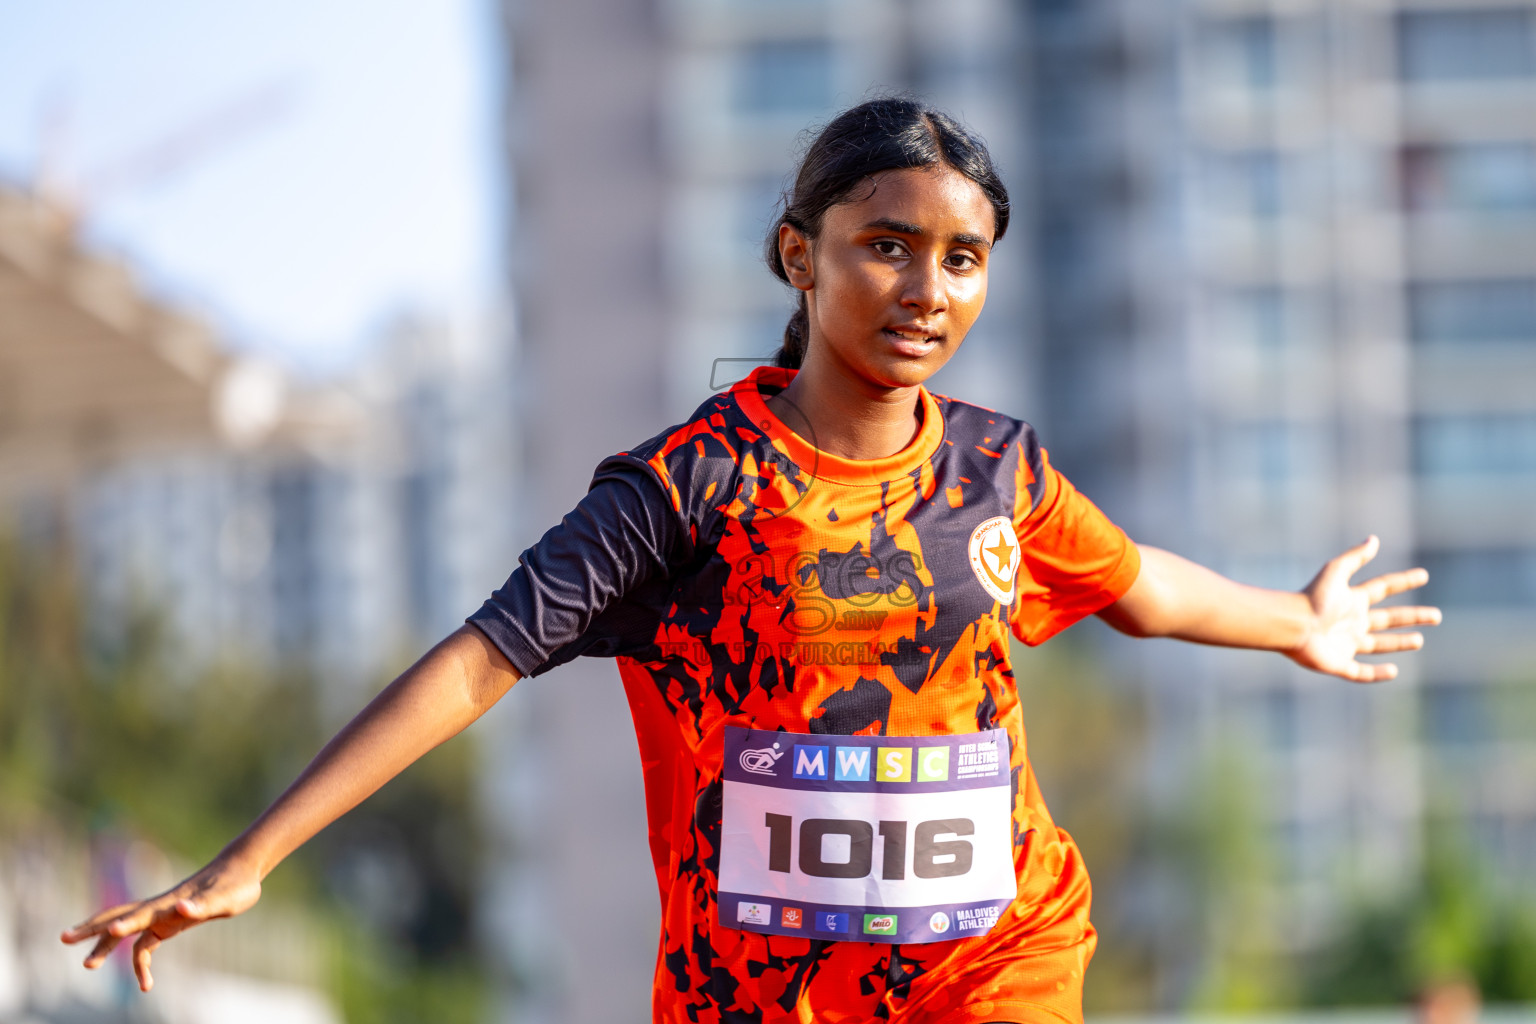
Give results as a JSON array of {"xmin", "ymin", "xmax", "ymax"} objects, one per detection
[
  {"xmin": 1097, "ymin": 535, "xmax": 1442, "ymax": 682},
  {"xmin": 60, "ymin": 624, "xmax": 520, "ymax": 992}
]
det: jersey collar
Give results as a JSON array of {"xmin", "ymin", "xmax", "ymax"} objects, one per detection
[{"xmin": 731, "ymin": 365, "xmax": 945, "ymax": 486}]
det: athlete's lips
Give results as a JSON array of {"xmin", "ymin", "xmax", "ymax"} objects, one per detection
[{"xmin": 882, "ymin": 323, "xmax": 943, "ymax": 357}]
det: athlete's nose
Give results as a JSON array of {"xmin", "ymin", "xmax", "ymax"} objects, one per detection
[{"xmin": 901, "ymin": 253, "xmax": 948, "ymax": 316}]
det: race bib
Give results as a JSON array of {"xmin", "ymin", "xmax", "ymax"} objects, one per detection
[{"xmin": 718, "ymin": 727, "xmax": 1017, "ymax": 944}]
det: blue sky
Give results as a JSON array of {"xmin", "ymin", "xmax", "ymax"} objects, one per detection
[{"xmin": 0, "ymin": 1, "xmax": 500, "ymax": 374}]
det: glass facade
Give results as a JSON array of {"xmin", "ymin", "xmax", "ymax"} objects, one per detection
[
  {"xmin": 1231, "ymin": 286, "xmax": 1288, "ymax": 349},
  {"xmin": 734, "ymin": 40, "xmax": 836, "ymax": 114},
  {"xmin": 1421, "ymin": 684, "xmax": 1491, "ymax": 747},
  {"xmin": 1420, "ymin": 547, "xmax": 1536, "ymax": 607},
  {"xmin": 1221, "ymin": 420, "xmax": 1320, "ymax": 488},
  {"xmin": 1408, "ymin": 278, "xmax": 1536, "ymax": 344},
  {"xmin": 736, "ymin": 174, "xmax": 786, "ymax": 253},
  {"xmin": 1397, "ymin": 8, "xmax": 1536, "ymax": 82},
  {"xmin": 1415, "ymin": 414, "xmax": 1536, "ymax": 476},
  {"xmin": 1212, "ymin": 149, "xmax": 1286, "ymax": 220},
  {"xmin": 1401, "ymin": 141, "xmax": 1536, "ymax": 213},
  {"xmin": 1202, "ymin": 14, "xmax": 1279, "ymax": 92}
]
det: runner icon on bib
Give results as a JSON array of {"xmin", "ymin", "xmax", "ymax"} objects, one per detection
[{"xmin": 718, "ymin": 727, "xmax": 1017, "ymax": 944}]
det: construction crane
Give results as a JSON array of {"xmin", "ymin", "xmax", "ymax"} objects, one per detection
[{"xmin": 34, "ymin": 74, "xmax": 303, "ymax": 226}]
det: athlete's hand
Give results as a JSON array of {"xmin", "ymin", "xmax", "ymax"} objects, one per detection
[
  {"xmin": 60, "ymin": 852, "xmax": 262, "ymax": 992},
  {"xmin": 1288, "ymin": 535, "xmax": 1442, "ymax": 682}
]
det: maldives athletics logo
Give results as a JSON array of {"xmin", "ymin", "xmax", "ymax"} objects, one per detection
[{"xmin": 967, "ymin": 516, "xmax": 1020, "ymax": 605}]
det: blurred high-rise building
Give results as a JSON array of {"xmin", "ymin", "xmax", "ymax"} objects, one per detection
[
  {"xmin": 494, "ymin": 0, "xmax": 1535, "ymax": 1017},
  {"xmin": 1023, "ymin": 0, "xmax": 1536, "ymax": 998},
  {"xmin": 64, "ymin": 311, "xmax": 516, "ymax": 692}
]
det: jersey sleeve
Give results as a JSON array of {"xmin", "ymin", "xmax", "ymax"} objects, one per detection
[
  {"xmin": 1008, "ymin": 437, "xmax": 1141, "ymax": 647},
  {"xmin": 467, "ymin": 453, "xmax": 694, "ymax": 677}
]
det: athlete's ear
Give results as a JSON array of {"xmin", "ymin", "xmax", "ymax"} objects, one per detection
[{"xmin": 778, "ymin": 223, "xmax": 814, "ymax": 292}]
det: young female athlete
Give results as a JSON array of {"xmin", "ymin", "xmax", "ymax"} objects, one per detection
[{"xmin": 63, "ymin": 99, "xmax": 1441, "ymax": 1023}]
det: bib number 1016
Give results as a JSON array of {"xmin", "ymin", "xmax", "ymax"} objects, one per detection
[{"xmin": 763, "ymin": 813, "xmax": 974, "ymax": 880}]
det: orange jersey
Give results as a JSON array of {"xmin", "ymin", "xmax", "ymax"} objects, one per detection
[{"xmin": 470, "ymin": 366, "xmax": 1140, "ymax": 1022}]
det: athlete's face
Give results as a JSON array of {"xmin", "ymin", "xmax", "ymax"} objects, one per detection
[{"xmin": 779, "ymin": 165, "xmax": 995, "ymax": 390}]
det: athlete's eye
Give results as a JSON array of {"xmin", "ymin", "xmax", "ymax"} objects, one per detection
[
  {"xmin": 945, "ymin": 251, "xmax": 980, "ymax": 271},
  {"xmin": 872, "ymin": 239, "xmax": 908, "ymax": 259}
]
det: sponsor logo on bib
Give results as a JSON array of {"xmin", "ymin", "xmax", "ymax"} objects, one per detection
[
  {"xmin": 781, "ymin": 907, "xmax": 802, "ymax": 928},
  {"xmin": 917, "ymin": 746, "xmax": 950, "ymax": 782},
  {"xmin": 929, "ymin": 911, "xmax": 951, "ymax": 934},
  {"xmin": 864, "ymin": 914, "xmax": 897, "ymax": 936},
  {"xmin": 834, "ymin": 746, "xmax": 870, "ymax": 781},
  {"xmin": 737, "ymin": 902, "xmax": 771, "ymax": 925},
  {"xmin": 739, "ymin": 742, "xmax": 784, "ymax": 777},
  {"xmin": 793, "ymin": 745, "xmax": 828, "ymax": 780},
  {"xmin": 967, "ymin": 516, "xmax": 1020, "ymax": 604},
  {"xmin": 816, "ymin": 912, "xmax": 850, "ymax": 934},
  {"xmin": 876, "ymin": 747, "xmax": 911, "ymax": 782}
]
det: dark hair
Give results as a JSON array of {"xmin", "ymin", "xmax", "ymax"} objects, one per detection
[{"xmin": 765, "ymin": 97, "xmax": 1011, "ymax": 369}]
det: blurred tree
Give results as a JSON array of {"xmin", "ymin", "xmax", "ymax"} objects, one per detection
[
  {"xmin": 0, "ymin": 537, "xmax": 488, "ymax": 1024},
  {"xmin": 1013, "ymin": 633, "xmax": 1157, "ymax": 1012},
  {"xmin": 1302, "ymin": 820, "xmax": 1536, "ymax": 1004},
  {"xmin": 1181, "ymin": 746, "xmax": 1293, "ymax": 1012}
]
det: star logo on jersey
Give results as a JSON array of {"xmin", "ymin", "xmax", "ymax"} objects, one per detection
[{"xmin": 967, "ymin": 516, "xmax": 1020, "ymax": 604}]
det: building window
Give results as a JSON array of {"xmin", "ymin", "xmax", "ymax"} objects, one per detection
[
  {"xmin": 1225, "ymin": 554, "xmax": 1310, "ymax": 593},
  {"xmin": 1223, "ymin": 420, "xmax": 1299, "ymax": 484},
  {"xmin": 1421, "ymin": 684, "xmax": 1491, "ymax": 747},
  {"xmin": 1397, "ymin": 8, "xmax": 1536, "ymax": 82},
  {"xmin": 1415, "ymin": 415, "xmax": 1536, "ymax": 476},
  {"xmin": 1408, "ymin": 279, "xmax": 1536, "ymax": 344},
  {"xmin": 1231, "ymin": 286, "xmax": 1288, "ymax": 348},
  {"xmin": 1211, "ymin": 150, "xmax": 1286, "ymax": 220},
  {"xmin": 1419, "ymin": 548, "xmax": 1536, "ymax": 607},
  {"xmin": 734, "ymin": 40, "xmax": 836, "ymax": 114},
  {"xmin": 1469, "ymin": 811, "xmax": 1535, "ymax": 879},
  {"xmin": 1201, "ymin": 15, "xmax": 1279, "ymax": 92},
  {"xmin": 1401, "ymin": 141, "xmax": 1536, "ymax": 213},
  {"xmin": 749, "ymin": 308, "xmax": 793, "ymax": 358},
  {"xmin": 737, "ymin": 174, "xmax": 787, "ymax": 252},
  {"xmin": 1257, "ymin": 688, "xmax": 1298, "ymax": 751}
]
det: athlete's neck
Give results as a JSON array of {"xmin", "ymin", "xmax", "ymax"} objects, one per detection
[{"xmin": 765, "ymin": 359, "xmax": 923, "ymax": 462}]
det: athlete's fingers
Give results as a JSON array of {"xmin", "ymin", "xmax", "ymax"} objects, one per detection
[
  {"xmin": 1361, "ymin": 632, "xmax": 1423, "ymax": 654},
  {"xmin": 1329, "ymin": 535, "xmax": 1381, "ymax": 585},
  {"xmin": 106, "ymin": 893, "xmax": 192, "ymax": 939},
  {"xmin": 132, "ymin": 931, "xmax": 160, "ymax": 992},
  {"xmin": 82, "ymin": 932, "xmax": 121, "ymax": 969},
  {"xmin": 1369, "ymin": 605, "xmax": 1442, "ymax": 631},
  {"xmin": 1345, "ymin": 659, "xmax": 1399, "ymax": 684},
  {"xmin": 1308, "ymin": 536, "xmax": 1379, "ymax": 597},
  {"xmin": 62, "ymin": 901, "xmax": 140, "ymax": 943},
  {"xmin": 1361, "ymin": 568, "xmax": 1430, "ymax": 605}
]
